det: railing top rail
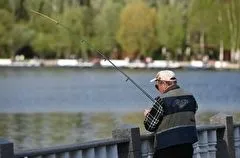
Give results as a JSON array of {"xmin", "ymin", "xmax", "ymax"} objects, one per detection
[
  {"xmin": 234, "ymin": 123, "xmax": 240, "ymax": 128},
  {"xmin": 14, "ymin": 123, "xmax": 240, "ymax": 157},
  {"xmin": 15, "ymin": 138, "xmax": 129, "ymax": 157},
  {"xmin": 196, "ymin": 124, "xmax": 225, "ymax": 131}
]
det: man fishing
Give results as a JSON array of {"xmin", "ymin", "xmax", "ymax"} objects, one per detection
[
  {"xmin": 144, "ymin": 70, "xmax": 198, "ymax": 158},
  {"xmin": 31, "ymin": 11, "xmax": 198, "ymax": 157}
]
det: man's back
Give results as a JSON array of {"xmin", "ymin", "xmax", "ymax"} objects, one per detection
[
  {"xmin": 154, "ymin": 86, "xmax": 198, "ymax": 150},
  {"xmin": 144, "ymin": 70, "xmax": 198, "ymax": 158}
]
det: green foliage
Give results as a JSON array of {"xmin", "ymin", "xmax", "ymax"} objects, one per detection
[
  {"xmin": 0, "ymin": 9, "xmax": 14, "ymax": 32},
  {"xmin": 26, "ymin": 0, "xmax": 55, "ymax": 15},
  {"xmin": 0, "ymin": 9, "xmax": 14, "ymax": 57},
  {"xmin": 93, "ymin": 0, "xmax": 123, "ymax": 54},
  {"xmin": 31, "ymin": 32, "xmax": 57, "ymax": 58},
  {"xmin": 188, "ymin": 0, "xmax": 214, "ymax": 31},
  {"xmin": 30, "ymin": 12, "xmax": 59, "ymax": 58},
  {"xmin": 156, "ymin": 4, "xmax": 185, "ymax": 50},
  {"xmin": 187, "ymin": 0, "xmax": 216, "ymax": 50},
  {"xmin": 11, "ymin": 23, "xmax": 35, "ymax": 52},
  {"xmin": 59, "ymin": 7, "xmax": 92, "ymax": 59},
  {"xmin": 221, "ymin": 0, "xmax": 240, "ymax": 50},
  {"xmin": 187, "ymin": 0, "xmax": 240, "ymax": 52},
  {"xmin": 206, "ymin": 2, "xmax": 230, "ymax": 49},
  {"xmin": 0, "ymin": 0, "xmax": 12, "ymax": 11},
  {"xmin": 0, "ymin": 0, "xmax": 240, "ymax": 60},
  {"xmin": 117, "ymin": 1, "xmax": 157, "ymax": 58}
]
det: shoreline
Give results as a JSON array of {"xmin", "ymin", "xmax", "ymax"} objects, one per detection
[{"xmin": 0, "ymin": 59, "xmax": 239, "ymax": 70}]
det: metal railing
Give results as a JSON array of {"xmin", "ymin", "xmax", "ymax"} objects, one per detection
[
  {"xmin": 0, "ymin": 113, "xmax": 240, "ymax": 158},
  {"xmin": 14, "ymin": 138, "xmax": 129, "ymax": 158}
]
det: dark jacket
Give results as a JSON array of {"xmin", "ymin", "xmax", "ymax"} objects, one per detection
[{"xmin": 155, "ymin": 86, "xmax": 198, "ymax": 149}]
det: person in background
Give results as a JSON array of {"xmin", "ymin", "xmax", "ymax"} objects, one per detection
[{"xmin": 144, "ymin": 70, "xmax": 198, "ymax": 158}]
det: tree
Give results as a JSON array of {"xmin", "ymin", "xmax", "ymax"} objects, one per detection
[
  {"xmin": 187, "ymin": 0, "xmax": 216, "ymax": 57},
  {"xmin": 0, "ymin": 0, "xmax": 12, "ymax": 11},
  {"xmin": 11, "ymin": 23, "xmax": 35, "ymax": 57},
  {"xmin": 206, "ymin": 1, "xmax": 230, "ymax": 61},
  {"xmin": 117, "ymin": 1, "xmax": 157, "ymax": 59},
  {"xmin": 57, "ymin": 6, "xmax": 94, "ymax": 59},
  {"xmin": 26, "ymin": 0, "xmax": 57, "ymax": 15},
  {"xmin": 188, "ymin": 0, "xmax": 240, "ymax": 61},
  {"xmin": 93, "ymin": 0, "xmax": 123, "ymax": 57},
  {"xmin": 15, "ymin": 0, "xmax": 29, "ymax": 21},
  {"xmin": 78, "ymin": 0, "xmax": 91, "ymax": 6},
  {"xmin": 30, "ymin": 10, "xmax": 59, "ymax": 59},
  {"xmin": 0, "ymin": 9, "xmax": 14, "ymax": 58},
  {"xmin": 221, "ymin": 0, "xmax": 240, "ymax": 62},
  {"xmin": 156, "ymin": 3, "xmax": 185, "ymax": 59}
]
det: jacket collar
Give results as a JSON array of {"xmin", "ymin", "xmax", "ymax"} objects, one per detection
[{"xmin": 164, "ymin": 84, "xmax": 180, "ymax": 93}]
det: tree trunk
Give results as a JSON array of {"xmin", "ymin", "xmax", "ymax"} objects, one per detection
[
  {"xmin": 200, "ymin": 31, "xmax": 205, "ymax": 56},
  {"xmin": 52, "ymin": 0, "xmax": 57, "ymax": 12},
  {"xmin": 219, "ymin": 40, "xmax": 224, "ymax": 61},
  {"xmin": 234, "ymin": 0, "xmax": 240, "ymax": 63},
  {"xmin": 59, "ymin": 0, "xmax": 64, "ymax": 14},
  {"xmin": 230, "ymin": 47, "xmax": 236, "ymax": 62},
  {"xmin": 8, "ymin": 0, "xmax": 15, "ymax": 12},
  {"xmin": 237, "ymin": 48, "xmax": 240, "ymax": 68},
  {"xmin": 15, "ymin": 0, "xmax": 29, "ymax": 21},
  {"xmin": 38, "ymin": 1, "xmax": 44, "ymax": 13},
  {"xmin": 79, "ymin": 0, "xmax": 90, "ymax": 7},
  {"xmin": 226, "ymin": 0, "xmax": 238, "ymax": 62}
]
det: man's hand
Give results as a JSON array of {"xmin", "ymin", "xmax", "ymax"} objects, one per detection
[{"xmin": 144, "ymin": 109, "xmax": 151, "ymax": 117}]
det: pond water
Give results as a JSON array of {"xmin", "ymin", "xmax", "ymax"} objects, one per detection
[{"xmin": 0, "ymin": 67, "xmax": 239, "ymax": 151}]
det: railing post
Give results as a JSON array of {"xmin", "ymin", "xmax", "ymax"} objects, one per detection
[
  {"xmin": 234, "ymin": 127, "xmax": 240, "ymax": 158},
  {"xmin": 210, "ymin": 113, "xmax": 235, "ymax": 158},
  {"xmin": 112, "ymin": 124, "xmax": 141, "ymax": 158},
  {"xmin": 197, "ymin": 131, "xmax": 209, "ymax": 158},
  {"xmin": 208, "ymin": 130, "xmax": 217, "ymax": 158},
  {"xmin": 0, "ymin": 139, "xmax": 14, "ymax": 158}
]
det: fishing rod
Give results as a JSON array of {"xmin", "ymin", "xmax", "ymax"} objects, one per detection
[{"xmin": 30, "ymin": 10, "xmax": 162, "ymax": 107}]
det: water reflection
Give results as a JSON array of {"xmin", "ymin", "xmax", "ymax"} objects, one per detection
[
  {"xmin": 12, "ymin": 114, "xmax": 29, "ymax": 150},
  {"xmin": 0, "ymin": 113, "xmax": 83, "ymax": 151},
  {"xmin": 0, "ymin": 113, "xmax": 8, "ymax": 136},
  {"xmin": 1, "ymin": 112, "xmax": 240, "ymax": 151},
  {"xmin": 0, "ymin": 112, "xmax": 130, "ymax": 151}
]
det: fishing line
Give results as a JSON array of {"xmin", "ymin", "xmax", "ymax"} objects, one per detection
[{"xmin": 30, "ymin": 9, "xmax": 163, "ymax": 110}]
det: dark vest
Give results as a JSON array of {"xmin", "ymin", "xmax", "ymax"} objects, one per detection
[{"xmin": 154, "ymin": 87, "xmax": 198, "ymax": 149}]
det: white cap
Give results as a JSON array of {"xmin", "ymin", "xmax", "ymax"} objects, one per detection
[{"xmin": 150, "ymin": 70, "xmax": 177, "ymax": 82}]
